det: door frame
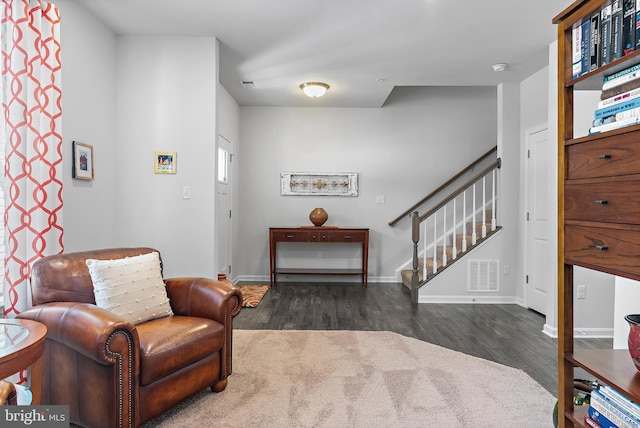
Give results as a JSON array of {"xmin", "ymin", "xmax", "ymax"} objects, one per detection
[{"xmin": 215, "ymin": 134, "xmax": 233, "ymax": 278}]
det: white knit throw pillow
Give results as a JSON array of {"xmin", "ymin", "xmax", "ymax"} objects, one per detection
[{"xmin": 86, "ymin": 252, "xmax": 173, "ymax": 325}]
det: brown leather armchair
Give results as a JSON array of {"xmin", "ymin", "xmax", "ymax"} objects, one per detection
[{"xmin": 17, "ymin": 248, "xmax": 242, "ymax": 428}]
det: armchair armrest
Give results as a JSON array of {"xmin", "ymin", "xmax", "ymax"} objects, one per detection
[
  {"xmin": 17, "ymin": 302, "xmax": 139, "ymax": 364},
  {"xmin": 164, "ymin": 277, "xmax": 242, "ymax": 322},
  {"xmin": 164, "ymin": 277, "xmax": 242, "ymax": 380}
]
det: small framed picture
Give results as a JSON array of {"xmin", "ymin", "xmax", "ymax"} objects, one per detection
[
  {"xmin": 72, "ymin": 141, "xmax": 94, "ymax": 181},
  {"xmin": 154, "ymin": 152, "xmax": 177, "ymax": 174}
]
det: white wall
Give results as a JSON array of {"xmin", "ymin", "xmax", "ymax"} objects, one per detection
[
  {"xmin": 614, "ymin": 277, "xmax": 640, "ymax": 349},
  {"xmin": 56, "ymin": 0, "xmax": 118, "ymax": 251},
  {"xmin": 114, "ymin": 36, "xmax": 218, "ymax": 278},
  {"xmin": 237, "ymin": 86, "xmax": 497, "ymax": 282}
]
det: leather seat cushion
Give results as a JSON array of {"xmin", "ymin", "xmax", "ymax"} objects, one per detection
[{"xmin": 136, "ymin": 315, "xmax": 224, "ymax": 386}]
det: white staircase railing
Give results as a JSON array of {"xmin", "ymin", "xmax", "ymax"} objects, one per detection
[{"xmin": 409, "ymin": 158, "xmax": 501, "ymax": 303}]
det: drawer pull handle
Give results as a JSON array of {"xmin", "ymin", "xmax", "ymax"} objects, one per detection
[
  {"xmin": 598, "ymin": 154, "xmax": 612, "ymax": 159},
  {"xmin": 286, "ymin": 235, "xmax": 295, "ymax": 239},
  {"xmin": 595, "ymin": 200, "xmax": 608, "ymax": 204},
  {"xmin": 594, "ymin": 245, "xmax": 608, "ymax": 251},
  {"xmin": 343, "ymin": 235, "xmax": 352, "ymax": 239}
]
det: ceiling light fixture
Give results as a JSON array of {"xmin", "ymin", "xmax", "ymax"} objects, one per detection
[
  {"xmin": 300, "ymin": 82, "xmax": 330, "ymax": 98},
  {"xmin": 492, "ymin": 63, "xmax": 508, "ymax": 72}
]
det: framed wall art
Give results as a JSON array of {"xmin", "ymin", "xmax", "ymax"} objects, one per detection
[
  {"xmin": 281, "ymin": 172, "xmax": 358, "ymax": 196},
  {"xmin": 154, "ymin": 152, "xmax": 177, "ymax": 174},
  {"xmin": 72, "ymin": 141, "xmax": 94, "ymax": 181}
]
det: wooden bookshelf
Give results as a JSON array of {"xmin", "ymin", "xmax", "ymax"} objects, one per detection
[{"xmin": 554, "ymin": 1, "xmax": 640, "ymax": 426}]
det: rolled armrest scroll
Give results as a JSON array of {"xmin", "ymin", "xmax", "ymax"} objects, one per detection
[{"xmin": 18, "ymin": 302, "xmax": 139, "ymax": 364}]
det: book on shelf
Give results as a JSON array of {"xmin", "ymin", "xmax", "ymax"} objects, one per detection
[
  {"xmin": 592, "ymin": 11, "xmax": 602, "ymax": 70},
  {"xmin": 599, "ymin": 86, "xmax": 640, "ymax": 107},
  {"xmin": 601, "ymin": 77, "xmax": 640, "ymax": 99},
  {"xmin": 602, "ymin": 67, "xmax": 640, "ymax": 90},
  {"xmin": 603, "ymin": 60, "xmax": 640, "ymax": 81},
  {"xmin": 583, "ymin": 19, "xmax": 592, "ymax": 75},
  {"xmin": 636, "ymin": 0, "xmax": 640, "ymax": 50},
  {"xmin": 616, "ymin": 105, "xmax": 640, "ymax": 119},
  {"xmin": 593, "ymin": 115, "xmax": 618, "ymax": 126},
  {"xmin": 591, "ymin": 388, "xmax": 640, "ymax": 428},
  {"xmin": 574, "ymin": 21, "xmax": 585, "ymax": 78},
  {"xmin": 603, "ymin": 1, "xmax": 614, "ymax": 66},
  {"xmin": 589, "ymin": 405, "xmax": 623, "ymax": 428},
  {"xmin": 584, "ymin": 415, "xmax": 603, "ymax": 428},
  {"xmin": 600, "ymin": 385, "xmax": 640, "ymax": 419},
  {"xmin": 623, "ymin": 0, "xmax": 636, "ymax": 55},
  {"xmin": 589, "ymin": 115, "xmax": 640, "ymax": 134},
  {"xmin": 594, "ymin": 96, "xmax": 640, "ymax": 118},
  {"xmin": 613, "ymin": 0, "xmax": 625, "ymax": 60}
]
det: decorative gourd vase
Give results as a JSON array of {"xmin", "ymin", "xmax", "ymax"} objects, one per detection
[
  {"xmin": 625, "ymin": 314, "xmax": 640, "ymax": 372},
  {"xmin": 309, "ymin": 208, "xmax": 328, "ymax": 226}
]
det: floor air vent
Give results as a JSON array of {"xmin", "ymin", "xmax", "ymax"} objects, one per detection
[{"xmin": 467, "ymin": 259, "xmax": 499, "ymax": 292}]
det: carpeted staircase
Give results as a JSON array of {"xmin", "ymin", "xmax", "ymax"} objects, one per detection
[{"xmin": 401, "ymin": 210, "xmax": 501, "ymax": 289}]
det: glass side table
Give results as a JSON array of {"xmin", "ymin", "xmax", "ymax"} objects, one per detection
[{"xmin": 0, "ymin": 318, "xmax": 47, "ymax": 404}]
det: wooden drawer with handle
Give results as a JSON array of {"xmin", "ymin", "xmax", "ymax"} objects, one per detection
[
  {"xmin": 270, "ymin": 230, "xmax": 309, "ymax": 242},
  {"xmin": 329, "ymin": 231, "xmax": 367, "ymax": 242},
  {"xmin": 566, "ymin": 134, "xmax": 640, "ymax": 179},
  {"xmin": 565, "ymin": 177, "xmax": 640, "ymax": 224},
  {"xmin": 565, "ymin": 223, "xmax": 640, "ymax": 279}
]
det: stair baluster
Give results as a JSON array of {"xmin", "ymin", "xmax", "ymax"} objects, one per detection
[
  {"xmin": 432, "ymin": 213, "xmax": 437, "ymax": 275},
  {"xmin": 491, "ymin": 169, "xmax": 497, "ymax": 231},
  {"xmin": 481, "ymin": 176, "xmax": 487, "ymax": 239},
  {"xmin": 462, "ymin": 191, "xmax": 467, "ymax": 252},
  {"xmin": 472, "ymin": 183, "xmax": 477, "ymax": 245},
  {"xmin": 452, "ymin": 199, "xmax": 457, "ymax": 260}
]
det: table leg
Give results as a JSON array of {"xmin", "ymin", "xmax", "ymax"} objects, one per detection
[{"xmin": 29, "ymin": 354, "xmax": 44, "ymax": 405}]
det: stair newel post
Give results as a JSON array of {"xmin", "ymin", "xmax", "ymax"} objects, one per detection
[
  {"xmin": 422, "ymin": 217, "xmax": 427, "ymax": 280},
  {"xmin": 472, "ymin": 183, "xmax": 477, "ymax": 245},
  {"xmin": 411, "ymin": 211, "xmax": 420, "ymax": 303},
  {"xmin": 462, "ymin": 191, "xmax": 467, "ymax": 252},
  {"xmin": 452, "ymin": 198, "xmax": 457, "ymax": 260},
  {"xmin": 481, "ymin": 176, "xmax": 487, "ymax": 239},
  {"xmin": 491, "ymin": 168, "xmax": 497, "ymax": 231},
  {"xmin": 442, "ymin": 206, "xmax": 447, "ymax": 268}
]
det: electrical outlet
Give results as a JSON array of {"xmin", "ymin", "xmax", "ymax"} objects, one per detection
[
  {"xmin": 376, "ymin": 195, "xmax": 385, "ymax": 204},
  {"xmin": 577, "ymin": 285, "xmax": 586, "ymax": 299}
]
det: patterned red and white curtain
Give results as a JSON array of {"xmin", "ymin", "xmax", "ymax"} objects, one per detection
[{"xmin": 1, "ymin": 0, "xmax": 64, "ymax": 318}]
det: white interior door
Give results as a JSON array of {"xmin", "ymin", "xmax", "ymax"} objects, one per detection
[
  {"xmin": 525, "ymin": 126, "xmax": 550, "ymax": 314},
  {"xmin": 215, "ymin": 135, "xmax": 232, "ymax": 277}
]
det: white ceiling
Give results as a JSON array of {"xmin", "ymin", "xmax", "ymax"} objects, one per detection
[{"xmin": 76, "ymin": 0, "xmax": 575, "ymax": 108}]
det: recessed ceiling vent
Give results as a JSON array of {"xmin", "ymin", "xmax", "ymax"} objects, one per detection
[{"xmin": 241, "ymin": 80, "xmax": 255, "ymax": 88}]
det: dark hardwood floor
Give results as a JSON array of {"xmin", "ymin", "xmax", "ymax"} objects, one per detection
[{"xmin": 234, "ymin": 281, "xmax": 612, "ymax": 396}]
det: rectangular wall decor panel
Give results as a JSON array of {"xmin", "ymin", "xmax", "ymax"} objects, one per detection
[{"xmin": 281, "ymin": 172, "xmax": 358, "ymax": 196}]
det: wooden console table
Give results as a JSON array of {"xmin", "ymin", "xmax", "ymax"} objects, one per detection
[{"xmin": 269, "ymin": 226, "xmax": 369, "ymax": 287}]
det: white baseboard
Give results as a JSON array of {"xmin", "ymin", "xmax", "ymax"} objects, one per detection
[
  {"xmin": 542, "ymin": 324, "xmax": 557, "ymax": 338},
  {"xmin": 572, "ymin": 328, "xmax": 613, "ymax": 339},
  {"xmin": 417, "ymin": 295, "xmax": 518, "ymax": 304},
  {"xmin": 233, "ymin": 275, "xmax": 399, "ymax": 283},
  {"xmin": 542, "ymin": 324, "xmax": 613, "ymax": 339}
]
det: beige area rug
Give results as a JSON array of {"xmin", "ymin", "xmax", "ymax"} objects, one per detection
[{"xmin": 143, "ymin": 330, "xmax": 555, "ymax": 427}]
